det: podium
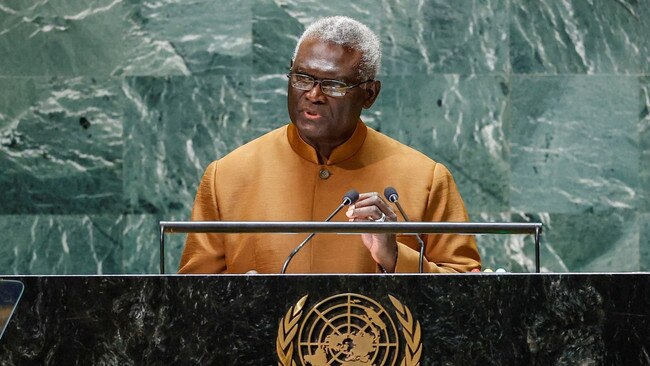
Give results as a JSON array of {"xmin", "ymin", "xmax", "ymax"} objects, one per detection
[{"xmin": 0, "ymin": 274, "xmax": 648, "ymax": 364}]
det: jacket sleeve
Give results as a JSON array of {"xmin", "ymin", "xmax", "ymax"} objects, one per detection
[
  {"xmin": 178, "ymin": 161, "xmax": 227, "ymax": 274},
  {"xmin": 394, "ymin": 163, "xmax": 481, "ymax": 273}
]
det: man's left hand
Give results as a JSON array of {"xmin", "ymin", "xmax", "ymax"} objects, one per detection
[{"xmin": 345, "ymin": 192, "xmax": 398, "ymax": 272}]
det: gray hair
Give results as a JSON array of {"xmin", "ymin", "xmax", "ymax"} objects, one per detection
[{"xmin": 293, "ymin": 16, "xmax": 382, "ymax": 80}]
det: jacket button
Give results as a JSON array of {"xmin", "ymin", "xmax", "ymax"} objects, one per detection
[{"xmin": 319, "ymin": 169, "xmax": 331, "ymax": 179}]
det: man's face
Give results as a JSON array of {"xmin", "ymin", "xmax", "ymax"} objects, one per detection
[{"xmin": 287, "ymin": 38, "xmax": 380, "ymax": 151}]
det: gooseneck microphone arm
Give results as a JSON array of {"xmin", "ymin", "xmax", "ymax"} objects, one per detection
[
  {"xmin": 386, "ymin": 191, "xmax": 410, "ymax": 222},
  {"xmin": 281, "ymin": 189, "xmax": 359, "ymax": 274},
  {"xmin": 384, "ymin": 187, "xmax": 425, "ymax": 273}
]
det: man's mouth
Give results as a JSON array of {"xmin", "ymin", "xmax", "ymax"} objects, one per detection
[{"xmin": 303, "ymin": 110, "xmax": 321, "ymax": 120}]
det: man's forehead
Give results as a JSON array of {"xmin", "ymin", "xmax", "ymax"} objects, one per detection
[
  {"xmin": 295, "ymin": 57, "xmax": 343, "ymax": 75},
  {"xmin": 293, "ymin": 39, "xmax": 361, "ymax": 77}
]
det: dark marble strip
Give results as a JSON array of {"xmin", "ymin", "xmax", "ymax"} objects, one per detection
[{"xmin": 0, "ymin": 274, "xmax": 648, "ymax": 365}]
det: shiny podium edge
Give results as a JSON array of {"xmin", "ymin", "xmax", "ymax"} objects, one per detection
[{"xmin": 159, "ymin": 221, "xmax": 543, "ymax": 274}]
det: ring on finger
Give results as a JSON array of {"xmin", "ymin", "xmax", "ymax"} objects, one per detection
[{"xmin": 371, "ymin": 212, "xmax": 386, "ymax": 222}]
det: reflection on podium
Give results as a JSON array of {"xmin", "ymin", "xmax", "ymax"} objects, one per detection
[{"xmin": 0, "ymin": 280, "xmax": 23, "ymax": 340}]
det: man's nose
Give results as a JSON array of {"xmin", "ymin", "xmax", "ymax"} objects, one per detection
[{"xmin": 305, "ymin": 81, "xmax": 326, "ymax": 102}]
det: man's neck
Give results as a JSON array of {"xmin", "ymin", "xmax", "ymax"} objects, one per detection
[
  {"xmin": 287, "ymin": 121, "xmax": 368, "ymax": 166},
  {"xmin": 312, "ymin": 143, "xmax": 335, "ymax": 165},
  {"xmin": 296, "ymin": 132, "xmax": 350, "ymax": 165}
]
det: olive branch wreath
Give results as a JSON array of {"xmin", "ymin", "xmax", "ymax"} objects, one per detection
[
  {"xmin": 389, "ymin": 295, "xmax": 422, "ymax": 366},
  {"xmin": 276, "ymin": 294, "xmax": 421, "ymax": 366},
  {"xmin": 276, "ymin": 295, "xmax": 308, "ymax": 366}
]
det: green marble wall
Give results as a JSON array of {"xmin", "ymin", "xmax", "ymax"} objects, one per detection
[{"xmin": 0, "ymin": 0, "xmax": 648, "ymax": 274}]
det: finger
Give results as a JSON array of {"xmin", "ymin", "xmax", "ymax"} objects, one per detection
[
  {"xmin": 354, "ymin": 192, "xmax": 392, "ymax": 211},
  {"xmin": 354, "ymin": 192, "xmax": 382, "ymax": 206},
  {"xmin": 352, "ymin": 192, "xmax": 398, "ymax": 221},
  {"xmin": 346, "ymin": 205, "xmax": 385, "ymax": 220}
]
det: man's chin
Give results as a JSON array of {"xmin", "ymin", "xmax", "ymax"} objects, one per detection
[
  {"xmin": 294, "ymin": 119, "xmax": 324, "ymax": 142},
  {"xmin": 294, "ymin": 117, "xmax": 321, "ymax": 132}
]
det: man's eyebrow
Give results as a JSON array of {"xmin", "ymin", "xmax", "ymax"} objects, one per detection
[
  {"xmin": 293, "ymin": 70, "xmax": 350, "ymax": 83},
  {"xmin": 293, "ymin": 68, "xmax": 311, "ymax": 75}
]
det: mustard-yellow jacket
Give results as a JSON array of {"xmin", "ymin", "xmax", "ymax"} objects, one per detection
[{"xmin": 179, "ymin": 121, "xmax": 481, "ymax": 274}]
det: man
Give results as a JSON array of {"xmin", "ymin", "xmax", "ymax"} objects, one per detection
[{"xmin": 178, "ymin": 16, "xmax": 480, "ymax": 274}]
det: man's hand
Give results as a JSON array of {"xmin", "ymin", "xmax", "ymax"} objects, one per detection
[{"xmin": 345, "ymin": 192, "xmax": 398, "ymax": 272}]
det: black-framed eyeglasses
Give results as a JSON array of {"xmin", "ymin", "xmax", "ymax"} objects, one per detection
[{"xmin": 286, "ymin": 73, "xmax": 372, "ymax": 97}]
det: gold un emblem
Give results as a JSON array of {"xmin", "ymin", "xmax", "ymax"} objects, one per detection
[{"xmin": 276, "ymin": 293, "xmax": 422, "ymax": 366}]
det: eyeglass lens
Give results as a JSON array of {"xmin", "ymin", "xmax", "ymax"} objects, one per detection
[{"xmin": 289, "ymin": 74, "xmax": 348, "ymax": 97}]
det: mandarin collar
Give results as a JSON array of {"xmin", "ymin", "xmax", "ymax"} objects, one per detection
[{"xmin": 287, "ymin": 120, "xmax": 368, "ymax": 165}]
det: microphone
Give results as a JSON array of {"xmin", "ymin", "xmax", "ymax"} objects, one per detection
[
  {"xmin": 281, "ymin": 189, "xmax": 359, "ymax": 274},
  {"xmin": 384, "ymin": 187, "xmax": 425, "ymax": 273}
]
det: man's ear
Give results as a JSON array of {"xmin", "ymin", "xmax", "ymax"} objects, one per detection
[{"xmin": 363, "ymin": 80, "xmax": 381, "ymax": 109}]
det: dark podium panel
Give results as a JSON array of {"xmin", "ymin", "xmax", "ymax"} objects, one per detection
[{"xmin": 0, "ymin": 274, "xmax": 648, "ymax": 365}]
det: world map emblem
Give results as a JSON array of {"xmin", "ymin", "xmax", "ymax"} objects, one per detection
[{"xmin": 276, "ymin": 293, "xmax": 422, "ymax": 366}]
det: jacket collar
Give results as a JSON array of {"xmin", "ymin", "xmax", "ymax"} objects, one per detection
[{"xmin": 287, "ymin": 120, "xmax": 367, "ymax": 165}]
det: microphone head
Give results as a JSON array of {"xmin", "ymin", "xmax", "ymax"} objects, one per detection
[
  {"xmin": 342, "ymin": 189, "xmax": 359, "ymax": 205},
  {"xmin": 384, "ymin": 186, "xmax": 399, "ymax": 202}
]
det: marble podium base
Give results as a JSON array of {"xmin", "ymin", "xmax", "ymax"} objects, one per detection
[{"xmin": 0, "ymin": 274, "xmax": 648, "ymax": 365}]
